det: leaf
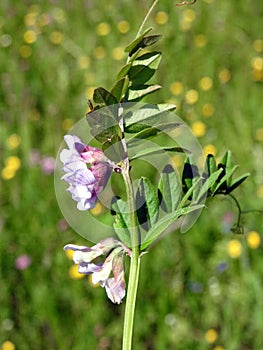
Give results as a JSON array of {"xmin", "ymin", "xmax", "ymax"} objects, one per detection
[
  {"xmin": 111, "ymin": 197, "xmax": 131, "ymax": 247},
  {"xmin": 124, "ymin": 103, "xmax": 176, "ymax": 131},
  {"xmin": 178, "ymin": 177, "xmax": 203, "ymax": 208},
  {"xmin": 140, "ymin": 204, "xmax": 204, "ymax": 250},
  {"xmin": 86, "ymin": 107, "xmax": 122, "ymax": 143},
  {"xmin": 129, "ymin": 145, "xmax": 190, "ymax": 161},
  {"xmin": 110, "ymin": 76, "xmax": 130, "ymax": 102},
  {"xmin": 227, "ymin": 173, "xmax": 250, "ymax": 193},
  {"xmin": 127, "ymin": 122, "xmax": 181, "ymax": 143},
  {"xmin": 102, "ymin": 134, "xmax": 125, "ymax": 162},
  {"xmin": 220, "ymin": 151, "xmax": 233, "ymax": 187},
  {"xmin": 128, "ymin": 35, "xmax": 162, "ymax": 57},
  {"xmin": 158, "ymin": 164, "xmax": 182, "ymax": 213},
  {"xmin": 182, "ymin": 158, "xmax": 199, "ymax": 194},
  {"xmin": 205, "ymin": 154, "xmax": 217, "ymax": 176},
  {"xmin": 136, "ymin": 177, "xmax": 159, "ymax": 230},
  {"xmin": 212, "ymin": 165, "xmax": 239, "ymax": 195},
  {"xmin": 117, "ymin": 62, "xmax": 132, "ymax": 80},
  {"xmin": 93, "ymin": 87, "xmax": 118, "ymax": 106},
  {"xmin": 127, "ymin": 52, "xmax": 162, "ymax": 85},
  {"xmin": 126, "ymin": 84, "xmax": 161, "ymax": 101},
  {"xmin": 195, "ymin": 168, "xmax": 223, "ymax": 202},
  {"xmin": 124, "ymin": 28, "xmax": 152, "ymax": 54}
]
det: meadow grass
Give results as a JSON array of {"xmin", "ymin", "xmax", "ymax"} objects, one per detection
[{"xmin": 1, "ymin": 0, "xmax": 263, "ymax": 349}]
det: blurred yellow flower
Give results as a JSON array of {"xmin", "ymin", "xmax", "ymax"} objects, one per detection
[
  {"xmin": 218, "ymin": 69, "xmax": 231, "ymax": 84},
  {"xmin": 1, "ymin": 167, "xmax": 16, "ymax": 181},
  {"xmin": 7, "ymin": 134, "xmax": 21, "ymax": 150},
  {"xmin": 77, "ymin": 56, "xmax": 90, "ymax": 69},
  {"xmin": 90, "ymin": 202, "xmax": 104, "ymax": 216},
  {"xmin": 247, "ymin": 231, "xmax": 261, "ymax": 249},
  {"xmin": 24, "ymin": 12, "xmax": 37, "ymax": 26},
  {"xmin": 253, "ymin": 39, "xmax": 263, "ymax": 53},
  {"xmin": 155, "ymin": 11, "xmax": 168, "ymax": 25},
  {"xmin": 204, "ymin": 329, "xmax": 218, "ymax": 343},
  {"xmin": 62, "ymin": 118, "xmax": 73, "ymax": 132},
  {"xmin": 202, "ymin": 103, "xmax": 214, "ymax": 118},
  {"xmin": 1, "ymin": 340, "xmax": 16, "ymax": 350},
  {"xmin": 257, "ymin": 185, "xmax": 263, "ymax": 198},
  {"xmin": 19, "ymin": 45, "xmax": 32, "ymax": 58},
  {"xmin": 112, "ymin": 47, "xmax": 125, "ymax": 61},
  {"xmin": 194, "ymin": 34, "xmax": 207, "ymax": 48},
  {"xmin": 252, "ymin": 69, "xmax": 263, "ymax": 82},
  {"xmin": 255, "ymin": 128, "xmax": 263, "ymax": 141},
  {"xmin": 227, "ymin": 239, "xmax": 242, "ymax": 258},
  {"xmin": 170, "ymin": 81, "xmax": 184, "ymax": 95},
  {"xmin": 191, "ymin": 121, "xmax": 206, "ymax": 137},
  {"xmin": 117, "ymin": 20, "xmax": 130, "ymax": 34},
  {"xmin": 251, "ymin": 56, "xmax": 263, "ymax": 71},
  {"xmin": 183, "ymin": 9, "xmax": 196, "ymax": 23},
  {"xmin": 179, "ymin": 10, "xmax": 196, "ymax": 32},
  {"xmin": 5, "ymin": 156, "xmax": 21, "ymax": 171},
  {"xmin": 96, "ymin": 22, "xmax": 111, "ymax": 36},
  {"xmin": 52, "ymin": 8, "xmax": 66, "ymax": 23},
  {"xmin": 24, "ymin": 30, "xmax": 37, "ymax": 44},
  {"xmin": 204, "ymin": 144, "xmax": 216, "ymax": 156},
  {"xmin": 185, "ymin": 89, "xmax": 199, "ymax": 104},
  {"xmin": 93, "ymin": 46, "xmax": 106, "ymax": 59},
  {"xmin": 50, "ymin": 31, "xmax": 64, "ymax": 45},
  {"xmin": 199, "ymin": 76, "xmax": 213, "ymax": 91},
  {"xmin": 69, "ymin": 265, "xmax": 85, "ymax": 279}
]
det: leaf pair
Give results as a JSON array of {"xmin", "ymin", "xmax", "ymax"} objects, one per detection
[
  {"xmin": 111, "ymin": 164, "xmax": 203, "ymax": 250},
  {"xmin": 182, "ymin": 151, "xmax": 250, "ymax": 203}
]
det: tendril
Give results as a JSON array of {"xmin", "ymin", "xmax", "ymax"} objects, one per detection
[
  {"xmin": 229, "ymin": 194, "xmax": 263, "ymax": 234},
  {"xmin": 176, "ymin": 0, "xmax": 197, "ymax": 7}
]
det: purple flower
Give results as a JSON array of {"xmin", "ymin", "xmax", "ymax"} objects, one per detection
[
  {"xmin": 64, "ymin": 238, "xmax": 131, "ymax": 304},
  {"xmin": 60, "ymin": 135, "xmax": 114, "ymax": 211},
  {"xmin": 40, "ymin": 156, "xmax": 55, "ymax": 175},
  {"xmin": 15, "ymin": 254, "xmax": 31, "ymax": 270}
]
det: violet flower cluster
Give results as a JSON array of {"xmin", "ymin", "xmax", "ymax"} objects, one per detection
[
  {"xmin": 64, "ymin": 238, "xmax": 131, "ymax": 304},
  {"xmin": 60, "ymin": 135, "xmax": 114, "ymax": 211}
]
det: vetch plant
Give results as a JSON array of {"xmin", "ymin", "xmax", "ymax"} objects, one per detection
[{"xmin": 55, "ymin": 1, "xmax": 250, "ymax": 349}]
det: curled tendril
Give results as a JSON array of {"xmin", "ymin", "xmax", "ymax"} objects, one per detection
[
  {"xmin": 176, "ymin": 0, "xmax": 197, "ymax": 7},
  {"xmin": 229, "ymin": 194, "xmax": 263, "ymax": 235}
]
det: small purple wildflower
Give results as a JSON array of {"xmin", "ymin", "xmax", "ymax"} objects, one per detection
[
  {"xmin": 15, "ymin": 254, "xmax": 31, "ymax": 270},
  {"xmin": 40, "ymin": 156, "xmax": 55, "ymax": 175},
  {"xmin": 60, "ymin": 135, "xmax": 114, "ymax": 211},
  {"xmin": 64, "ymin": 238, "xmax": 131, "ymax": 304}
]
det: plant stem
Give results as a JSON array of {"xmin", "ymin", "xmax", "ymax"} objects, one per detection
[
  {"xmin": 121, "ymin": 167, "xmax": 140, "ymax": 350},
  {"xmin": 136, "ymin": 0, "xmax": 159, "ymax": 38},
  {"xmin": 121, "ymin": 3, "xmax": 159, "ymax": 348}
]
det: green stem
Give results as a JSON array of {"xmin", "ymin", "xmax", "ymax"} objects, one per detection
[
  {"xmin": 122, "ymin": 167, "xmax": 140, "ymax": 350},
  {"xmin": 136, "ymin": 0, "xmax": 159, "ymax": 38},
  {"xmin": 121, "ymin": 2, "xmax": 159, "ymax": 348}
]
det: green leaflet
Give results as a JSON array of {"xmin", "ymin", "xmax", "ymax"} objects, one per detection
[
  {"xmin": 126, "ymin": 84, "xmax": 161, "ymax": 102},
  {"xmin": 136, "ymin": 177, "xmax": 159, "ymax": 231},
  {"xmin": 140, "ymin": 204, "xmax": 204, "ymax": 250},
  {"xmin": 158, "ymin": 164, "xmax": 182, "ymax": 213},
  {"xmin": 111, "ymin": 197, "xmax": 131, "ymax": 247},
  {"xmin": 124, "ymin": 103, "xmax": 176, "ymax": 132}
]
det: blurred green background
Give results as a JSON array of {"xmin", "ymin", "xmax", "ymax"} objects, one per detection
[{"xmin": 1, "ymin": 0, "xmax": 263, "ymax": 349}]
